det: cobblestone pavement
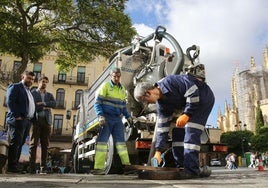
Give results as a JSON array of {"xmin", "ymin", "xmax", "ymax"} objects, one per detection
[{"xmin": 0, "ymin": 167, "xmax": 267, "ymax": 188}]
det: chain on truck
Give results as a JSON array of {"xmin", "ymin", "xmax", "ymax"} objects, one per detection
[{"xmin": 70, "ymin": 26, "xmax": 227, "ymax": 174}]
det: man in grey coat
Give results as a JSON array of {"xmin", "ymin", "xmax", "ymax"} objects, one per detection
[{"xmin": 29, "ymin": 76, "xmax": 56, "ymax": 173}]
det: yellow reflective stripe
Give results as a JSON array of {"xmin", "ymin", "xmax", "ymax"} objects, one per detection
[
  {"xmin": 186, "ymin": 96, "xmax": 200, "ymax": 103},
  {"xmin": 98, "ymin": 95, "xmax": 125, "ymax": 103},
  {"xmin": 95, "ymin": 143, "xmax": 108, "ymax": 152},
  {"xmin": 97, "ymin": 142, "xmax": 107, "ymax": 146},
  {"xmin": 116, "ymin": 143, "xmax": 127, "ymax": 153},
  {"xmin": 184, "ymin": 85, "xmax": 198, "ymax": 97},
  {"xmin": 116, "ymin": 142, "xmax": 126, "ymax": 147},
  {"xmin": 116, "ymin": 143, "xmax": 130, "ymax": 165},
  {"xmin": 172, "ymin": 141, "xmax": 184, "ymax": 147},
  {"xmin": 156, "ymin": 127, "xmax": 170, "ymax": 133},
  {"xmin": 185, "ymin": 122, "xmax": 204, "ymax": 131},
  {"xmin": 184, "ymin": 143, "xmax": 200, "ymax": 151}
]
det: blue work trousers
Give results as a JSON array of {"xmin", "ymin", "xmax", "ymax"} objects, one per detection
[
  {"xmin": 172, "ymin": 125, "xmax": 203, "ymax": 175},
  {"xmin": 97, "ymin": 116, "xmax": 125, "ymax": 143}
]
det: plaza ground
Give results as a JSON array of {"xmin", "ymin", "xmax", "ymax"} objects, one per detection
[{"xmin": 0, "ymin": 167, "xmax": 267, "ymax": 188}]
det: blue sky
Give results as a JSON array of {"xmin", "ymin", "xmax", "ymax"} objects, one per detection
[{"xmin": 125, "ymin": 0, "xmax": 268, "ymax": 127}]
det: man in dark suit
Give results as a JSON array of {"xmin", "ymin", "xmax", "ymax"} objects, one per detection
[
  {"xmin": 6, "ymin": 71, "xmax": 35, "ymax": 173},
  {"xmin": 29, "ymin": 75, "xmax": 56, "ymax": 174}
]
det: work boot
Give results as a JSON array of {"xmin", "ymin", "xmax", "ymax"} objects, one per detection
[{"xmin": 91, "ymin": 169, "xmax": 106, "ymax": 175}]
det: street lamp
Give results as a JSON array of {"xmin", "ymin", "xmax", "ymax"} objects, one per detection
[
  {"xmin": 66, "ymin": 110, "xmax": 72, "ymax": 120},
  {"xmin": 241, "ymin": 137, "xmax": 246, "ymax": 157},
  {"xmin": 66, "ymin": 110, "xmax": 72, "ymax": 131}
]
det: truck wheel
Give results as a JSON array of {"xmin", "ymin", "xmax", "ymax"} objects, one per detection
[
  {"xmin": 124, "ymin": 124, "xmax": 138, "ymax": 141},
  {"xmin": 103, "ymin": 136, "xmax": 114, "ymax": 174},
  {"xmin": 73, "ymin": 144, "xmax": 91, "ymax": 173},
  {"xmin": 73, "ymin": 145, "xmax": 80, "ymax": 173},
  {"xmin": 73, "ymin": 145, "xmax": 85, "ymax": 173}
]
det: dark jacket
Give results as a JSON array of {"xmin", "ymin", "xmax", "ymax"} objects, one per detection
[
  {"xmin": 31, "ymin": 89, "xmax": 56, "ymax": 125},
  {"xmin": 6, "ymin": 82, "xmax": 30, "ymax": 125}
]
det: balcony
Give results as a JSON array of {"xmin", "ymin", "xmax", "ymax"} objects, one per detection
[
  {"xmin": 55, "ymin": 100, "xmax": 66, "ymax": 109},
  {"xmin": 53, "ymin": 75, "xmax": 89, "ymax": 86}
]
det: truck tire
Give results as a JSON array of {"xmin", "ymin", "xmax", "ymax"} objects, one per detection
[
  {"xmin": 73, "ymin": 145, "xmax": 82, "ymax": 173},
  {"xmin": 73, "ymin": 144, "xmax": 92, "ymax": 173},
  {"xmin": 124, "ymin": 124, "xmax": 138, "ymax": 141},
  {"xmin": 103, "ymin": 135, "xmax": 114, "ymax": 174}
]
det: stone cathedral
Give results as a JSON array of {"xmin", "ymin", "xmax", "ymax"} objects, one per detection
[{"xmin": 218, "ymin": 46, "xmax": 268, "ymax": 133}]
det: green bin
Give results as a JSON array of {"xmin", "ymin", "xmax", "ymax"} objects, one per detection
[{"xmin": 244, "ymin": 152, "xmax": 251, "ymax": 167}]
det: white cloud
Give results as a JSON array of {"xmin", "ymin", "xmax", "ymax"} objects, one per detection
[
  {"xmin": 132, "ymin": 23, "xmax": 154, "ymax": 38},
  {"xmin": 126, "ymin": 0, "xmax": 268, "ymax": 126}
]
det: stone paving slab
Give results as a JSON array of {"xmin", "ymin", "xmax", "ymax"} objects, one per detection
[{"xmin": 0, "ymin": 167, "xmax": 267, "ymax": 188}]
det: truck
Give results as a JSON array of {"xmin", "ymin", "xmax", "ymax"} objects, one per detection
[{"xmin": 70, "ymin": 26, "xmax": 228, "ymax": 174}]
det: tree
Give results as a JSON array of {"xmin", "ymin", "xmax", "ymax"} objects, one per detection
[
  {"xmin": 250, "ymin": 126, "xmax": 268, "ymax": 152},
  {"xmin": 0, "ymin": 0, "xmax": 136, "ymax": 83},
  {"xmin": 220, "ymin": 130, "xmax": 254, "ymax": 156},
  {"xmin": 255, "ymin": 102, "xmax": 265, "ymax": 134}
]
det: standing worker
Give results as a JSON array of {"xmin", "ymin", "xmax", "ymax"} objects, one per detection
[
  {"xmin": 29, "ymin": 76, "xmax": 56, "ymax": 174},
  {"xmin": 134, "ymin": 64, "xmax": 215, "ymax": 179},
  {"xmin": 6, "ymin": 71, "xmax": 35, "ymax": 173},
  {"xmin": 93, "ymin": 67, "xmax": 133, "ymax": 175}
]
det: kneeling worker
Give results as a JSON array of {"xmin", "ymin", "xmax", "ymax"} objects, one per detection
[{"xmin": 133, "ymin": 64, "xmax": 214, "ymax": 179}]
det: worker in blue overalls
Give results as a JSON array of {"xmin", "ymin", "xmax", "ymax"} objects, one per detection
[
  {"xmin": 93, "ymin": 67, "xmax": 133, "ymax": 175},
  {"xmin": 134, "ymin": 64, "xmax": 214, "ymax": 179}
]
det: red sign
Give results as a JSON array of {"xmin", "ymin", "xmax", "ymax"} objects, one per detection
[{"xmin": 213, "ymin": 145, "xmax": 228, "ymax": 152}]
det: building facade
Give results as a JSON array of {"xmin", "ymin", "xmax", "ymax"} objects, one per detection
[
  {"xmin": 218, "ymin": 46, "xmax": 268, "ymax": 133},
  {"xmin": 0, "ymin": 52, "xmax": 108, "ymax": 150}
]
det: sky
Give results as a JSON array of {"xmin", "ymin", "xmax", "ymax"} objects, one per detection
[{"xmin": 125, "ymin": 0, "xmax": 268, "ymax": 127}]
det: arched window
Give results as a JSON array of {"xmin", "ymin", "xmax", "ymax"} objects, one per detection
[
  {"xmin": 73, "ymin": 90, "xmax": 83, "ymax": 109},
  {"xmin": 56, "ymin": 88, "xmax": 65, "ymax": 108},
  {"xmin": 53, "ymin": 114, "xmax": 63, "ymax": 135}
]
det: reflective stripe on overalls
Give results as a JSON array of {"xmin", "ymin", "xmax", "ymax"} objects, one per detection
[
  {"xmin": 172, "ymin": 122, "xmax": 204, "ymax": 174},
  {"xmin": 94, "ymin": 117, "xmax": 130, "ymax": 169},
  {"xmin": 94, "ymin": 81, "xmax": 130, "ymax": 170}
]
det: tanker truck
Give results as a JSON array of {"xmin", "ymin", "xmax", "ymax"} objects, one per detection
[{"xmin": 70, "ymin": 26, "xmax": 227, "ymax": 174}]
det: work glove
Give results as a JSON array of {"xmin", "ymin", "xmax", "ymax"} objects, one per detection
[
  {"xmin": 176, "ymin": 114, "xmax": 190, "ymax": 127},
  {"xmin": 127, "ymin": 117, "xmax": 133, "ymax": 125},
  {"xmin": 98, "ymin": 116, "xmax": 106, "ymax": 126},
  {"xmin": 153, "ymin": 151, "xmax": 162, "ymax": 165}
]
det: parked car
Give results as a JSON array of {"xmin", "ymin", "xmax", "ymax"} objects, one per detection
[{"xmin": 210, "ymin": 158, "xmax": 222, "ymax": 166}]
